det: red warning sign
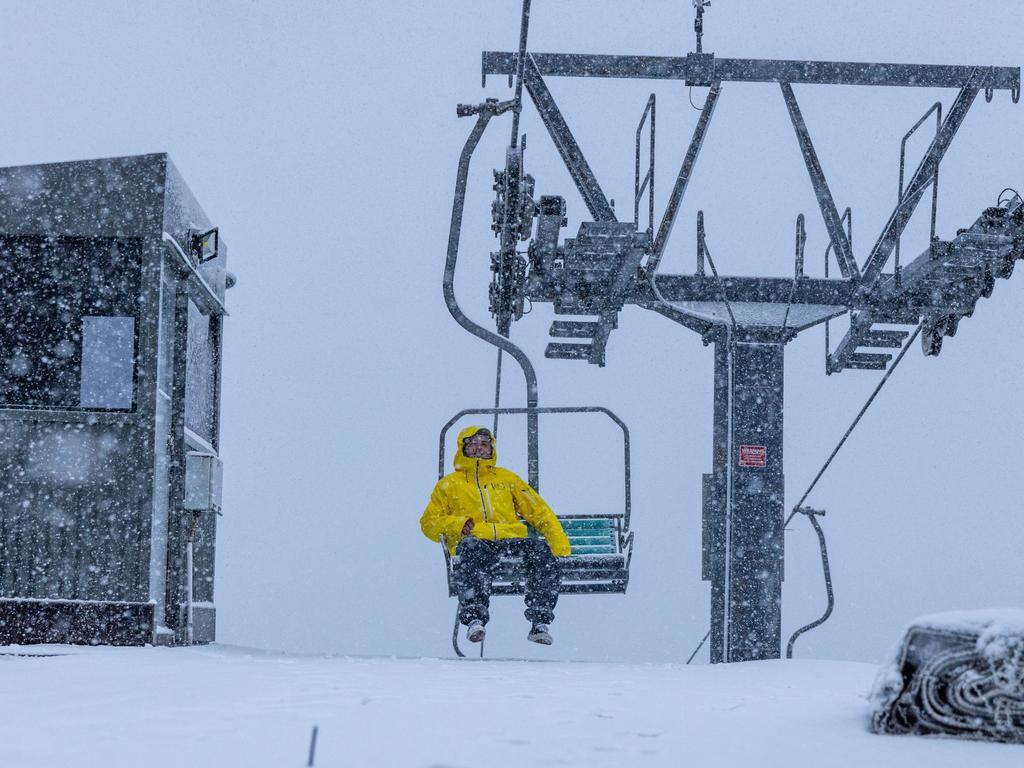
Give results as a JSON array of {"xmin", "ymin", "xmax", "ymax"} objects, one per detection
[{"xmin": 739, "ymin": 445, "xmax": 767, "ymax": 468}]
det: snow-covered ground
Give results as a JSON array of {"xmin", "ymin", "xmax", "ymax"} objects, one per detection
[{"xmin": 0, "ymin": 645, "xmax": 1020, "ymax": 767}]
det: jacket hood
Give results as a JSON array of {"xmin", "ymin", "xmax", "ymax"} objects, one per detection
[{"xmin": 454, "ymin": 425, "xmax": 497, "ymax": 472}]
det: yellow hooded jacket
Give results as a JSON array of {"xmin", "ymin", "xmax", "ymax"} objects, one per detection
[{"xmin": 421, "ymin": 426, "xmax": 571, "ymax": 557}]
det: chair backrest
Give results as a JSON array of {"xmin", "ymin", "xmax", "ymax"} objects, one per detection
[
  {"xmin": 560, "ymin": 517, "xmax": 618, "ymax": 556},
  {"xmin": 438, "ymin": 407, "xmax": 632, "ymax": 535}
]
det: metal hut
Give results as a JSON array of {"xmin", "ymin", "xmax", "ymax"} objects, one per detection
[{"xmin": 0, "ymin": 153, "xmax": 229, "ymax": 645}]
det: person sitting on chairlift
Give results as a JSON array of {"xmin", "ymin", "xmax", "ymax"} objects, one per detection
[{"xmin": 421, "ymin": 426, "xmax": 571, "ymax": 646}]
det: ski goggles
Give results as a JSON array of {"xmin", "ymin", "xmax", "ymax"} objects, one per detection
[{"xmin": 462, "ymin": 428, "xmax": 493, "ymax": 448}]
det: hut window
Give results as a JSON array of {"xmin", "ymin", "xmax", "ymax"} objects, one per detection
[
  {"xmin": 79, "ymin": 316, "xmax": 135, "ymax": 409},
  {"xmin": 0, "ymin": 236, "xmax": 140, "ymax": 409},
  {"xmin": 185, "ymin": 299, "xmax": 218, "ymax": 445}
]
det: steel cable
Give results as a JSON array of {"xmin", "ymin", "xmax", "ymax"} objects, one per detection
[
  {"xmin": 785, "ymin": 322, "xmax": 923, "ymax": 528},
  {"xmin": 783, "ymin": 322, "xmax": 923, "ymax": 657}
]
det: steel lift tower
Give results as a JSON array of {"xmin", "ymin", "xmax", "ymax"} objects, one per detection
[{"xmin": 445, "ymin": 2, "xmax": 1023, "ymax": 662}]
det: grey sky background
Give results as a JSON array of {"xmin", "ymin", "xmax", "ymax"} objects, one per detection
[{"xmin": 1, "ymin": 1, "xmax": 1021, "ymax": 662}]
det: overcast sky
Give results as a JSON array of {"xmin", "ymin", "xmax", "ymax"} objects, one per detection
[{"xmin": 2, "ymin": 1, "xmax": 1021, "ymax": 663}]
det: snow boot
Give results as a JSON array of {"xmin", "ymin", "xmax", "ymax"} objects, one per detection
[
  {"xmin": 466, "ymin": 620, "xmax": 486, "ymax": 643},
  {"xmin": 527, "ymin": 623, "xmax": 553, "ymax": 645}
]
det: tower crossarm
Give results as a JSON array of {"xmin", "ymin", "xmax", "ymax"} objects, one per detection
[
  {"xmin": 629, "ymin": 273, "xmax": 855, "ymax": 306},
  {"xmin": 483, "ymin": 52, "xmax": 1020, "ymax": 92},
  {"xmin": 528, "ymin": 270, "xmax": 856, "ymax": 310}
]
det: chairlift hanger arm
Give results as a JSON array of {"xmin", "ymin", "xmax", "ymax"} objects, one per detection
[
  {"xmin": 443, "ymin": 98, "xmax": 540, "ymax": 488},
  {"xmin": 484, "ymin": 52, "xmax": 1020, "ymax": 91}
]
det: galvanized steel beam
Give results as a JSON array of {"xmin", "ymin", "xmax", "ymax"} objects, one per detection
[
  {"xmin": 780, "ymin": 83, "xmax": 859, "ymax": 280},
  {"xmin": 522, "ymin": 58, "xmax": 616, "ymax": 222},
  {"xmin": 629, "ymin": 274, "xmax": 856, "ymax": 306},
  {"xmin": 647, "ymin": 82, "xmax": 721, "ymax": 276},
  {"xmin": 484, "ymin": 52, "xmax": 1020, "ymax": 91}
]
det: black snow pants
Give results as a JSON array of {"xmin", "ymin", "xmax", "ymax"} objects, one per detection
[{"xmin": 454, "ymin": 536, "xmax": 560, "ymax": 627}]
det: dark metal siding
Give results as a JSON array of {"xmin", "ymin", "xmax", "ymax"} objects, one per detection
[{"xmin": 0, "ymin": 421, "xmax": 150, "ymax": 601}]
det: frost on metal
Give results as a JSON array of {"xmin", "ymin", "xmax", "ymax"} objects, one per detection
[{"xmin": 870, "ymin": 609, "xmax": 1024, "ymax": 743}]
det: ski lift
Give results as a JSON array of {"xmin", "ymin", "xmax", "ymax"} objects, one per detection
[
  {"xmin": 437, "ymin": 406, "xmax": 634, "ymax": 657},
  {"xmin": 438, "ymin": 406, "xmax": 634, "ymax": 595}
]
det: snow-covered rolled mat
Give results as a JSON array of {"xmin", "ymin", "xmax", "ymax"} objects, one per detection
[{"xmin": 870, "ymin": 609, "xmax": 1024, "ymax": 743}]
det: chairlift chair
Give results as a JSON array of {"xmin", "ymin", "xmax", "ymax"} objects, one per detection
[{"xmin": 438, "ymin": 406, "xmax": 635, "ymax": 656}]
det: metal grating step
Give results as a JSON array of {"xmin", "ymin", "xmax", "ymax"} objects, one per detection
[
  {"xmin": 550, "ymin": 320, "xmax": 601, "ymax": 339},
  {"xmin": 846, "ymin": 352, "xmax": 891, "ymax": 370},
  {"xmin": 545, "ymin": 342, "xmax": 593, "ymax": 361},
  {"xmin": 861, "ymin": 329, "xmax": 909, "ymax": 348}
]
